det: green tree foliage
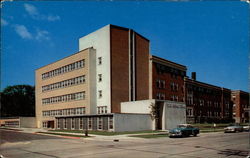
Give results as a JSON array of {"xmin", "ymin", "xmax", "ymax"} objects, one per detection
[{"xmin": 1, "ymin": 85, "xmax": 35, "ymax": 117}]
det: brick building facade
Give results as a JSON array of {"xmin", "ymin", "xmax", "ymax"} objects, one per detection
[
  {"xmin": 185, "ymin": 77, "xmax": 233, "ymax": 123},
  {"xmin": 151, "ymin": 55, "xmax": 186, "ymax": 102},
  {"xmin": 232, "ymin": 90, "xmax": 249, "ymax": 123}
]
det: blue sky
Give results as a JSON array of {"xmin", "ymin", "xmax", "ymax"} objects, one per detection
[{"xmin": 1, "ymin": 1, "xmax": 249, "ymax": 92}]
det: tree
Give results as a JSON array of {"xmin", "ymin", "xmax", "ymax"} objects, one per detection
[
  {"xmin": 0, "ymin": 85, "xmax": 35, "ymax": 117},
  {"xmin": 149, "ymin": 102, "xmax": 159, "ymax": 130}
]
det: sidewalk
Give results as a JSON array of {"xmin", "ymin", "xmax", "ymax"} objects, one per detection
[{"xmin": 0, "ymin": 127, "xmax": 168, "ymax": 141}]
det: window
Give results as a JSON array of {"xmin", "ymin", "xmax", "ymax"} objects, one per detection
[
  {"xmin": 98, "ymin": 117, "xmax": 102, "ymax": 130},
  {"xmin": 187, "ymin": 108, "xmax": 193, "ymax": 116},
  {"xmin": 98, "ymin": 74, "xmax": 102, "ymax": 82},
  {"xmin": 42, "ymin": 122, "xmax": 47, "ymax": 128},
  {"xmin": 71, "ymin": 118, "xmax": 75, "ymax": 129},
  {"xmin": 162, "ymin": 80, "xmax": 165, "ymax": 88},
  {"xmin": 98, "ymin": 57, "xmax": 102, "ymax": 65},
  {"xmin": 57, "ymin": 119, "xmax": 60, "ymax": 129},
  {"xmin": 41, "ymin": 60, "xmax": 85, "ymax": 80},
  {"xmin": 64, "ymin": 119, "xmax": 67, "ymax": 129},
  {"xmin": 88, "ymin": 118, "xmax": 92, "ymax": 129},
  {"xmin": 161, "ymin": 93, "xmax": 165, "ymax": 100},
  {"xmin": 156, "ymin": 80, "xmax": 160, "ymax": 88},
  {"xmin": 109, "ymin": 117, "xmax": 113, "ymax": 129},
  {"xmin": 156, "ymin": 93, "xmax": 161, "ymax": 99},
  {"xmin": 79, "ymin": 118, "xmax": 83, "ymax": 129},
  {"xmin": 99, "ymin": 90, "xmax": 102, "ymax": 98}
]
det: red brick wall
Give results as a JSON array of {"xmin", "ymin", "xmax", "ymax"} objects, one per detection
[
  {"xmin": 110, "ymin": 26, "xmax": 129, "ymax": 113},
  {"xmin": 135, "ymin": 34, "xmax": 149, "ymax": 100},
  {"xmin": 152, "ymin": 62, "xmax": 185, "ymax": 101}
]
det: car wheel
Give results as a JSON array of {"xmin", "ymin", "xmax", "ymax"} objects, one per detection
[{"xmin": 193, "ymin": 132, "xmax": 197, "ymax": 137}]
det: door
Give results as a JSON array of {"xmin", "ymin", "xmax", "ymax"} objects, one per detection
[{"xmin": 48, "ymin": 121, "xmax": 54, "ymax": 128}]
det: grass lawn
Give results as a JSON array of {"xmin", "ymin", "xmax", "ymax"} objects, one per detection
[
  {"xmin": 48, "ymin": 129, "xmax": 165, "ymax": 136},
  {"xmin": 129, "ymin": 134, "xmax": 168, "ymax": 139},
  {"xmin": 37, "ymin": 132, "xmax": 89, "ymax": 138}
]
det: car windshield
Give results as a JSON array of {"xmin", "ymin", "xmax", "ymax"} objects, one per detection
[{"xmin": 178, "ymin": 125, "xmax": 187, "ymax": 128}]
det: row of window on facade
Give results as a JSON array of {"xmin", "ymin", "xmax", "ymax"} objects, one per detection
[
  {"xmin": 155, "ymin": 63, "xmax": 186, "ymax": 77},
  {"xmin": 4, "ymin": 121, "xmax": 20, "ymax": 127},
  {"xmin": 156, "ymin": 80, "xmax": 180, "ymax": 92},
  {"xmin": 187, "ymin": 108, "xmax": 221, "ymax": 117},
  {"xmin": 43, "ymin": 117, "xmax": 114, "ymax": 130},
  {"xmin": 97, "ymin": 106, "xmax": 108, "ymax": 114},
  {"xmin": 186, "ymin": 85, "xmax": 221, "ymax": 94},
  {"xmin": 42, "ymin": 60, "xmax": 85, "ymax": 80},
  {"xmin": 186, "ymin": 97, "xmax": 222, "ymax": 108},
  {"xmin": 42, "ymin": 107, "xmax": 85, "ymax": 117},
  {"xmin": 42, "ymin": 91, "xmax": 85, "ymax": 105},
  {"xmin": 42, "ymin": 75, "xmax": 85, "ymax": 92},
  {"xmin": 156, "ymin": 93, "xmax": 183, "ymax": 102}
]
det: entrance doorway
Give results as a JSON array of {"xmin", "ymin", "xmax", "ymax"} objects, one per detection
[
  {"xmin": 47, "ymin": 121, "xmax": 54, "ymax": 128},
  {"xmin": 156, "ymin": 101, "xmax": 164, "ymax": 130}
]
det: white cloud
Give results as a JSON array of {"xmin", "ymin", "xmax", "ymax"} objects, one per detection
[
  {"xmin": 24, "ymin": 3, "xmax": 38, "ymax": 17},
  {"xmin": 35, "ymin": 29, "xmax": 50, "ymax": 41},
  {"xmin": 23, "ymin": 3, "xmax": 60, "ymax": 22},
  {"xmin": 47, "ymin": 15, "xmax": 60, "ymax": 21},
  {"xmin": 1, "ymin": 18, "xmax": 8, "ymax": 26},
  {"xmin": 13, "ymin": 25, "xmax": 33, "ymax": 39}
]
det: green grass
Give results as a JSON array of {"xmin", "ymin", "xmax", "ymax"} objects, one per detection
[
  {"xmin": 48, "ymin": 129, "xmax": 165, "ymax": 136},
  {"xmin": 37, "ymin": 132, "xmax": 89, "ymax": 138},
  {"xmin": 129, "ymin": 134, "xmax": 168, "ymax": 139}
]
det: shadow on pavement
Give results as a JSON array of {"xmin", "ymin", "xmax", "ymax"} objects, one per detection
[{"xmin": 218, "ymin": 149, "xmax": 248, "ymax": 157}]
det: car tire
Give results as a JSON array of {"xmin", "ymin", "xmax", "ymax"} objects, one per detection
[{"xmin": 192, "ymin": 130, "xmax": 197, "ymax": 136}]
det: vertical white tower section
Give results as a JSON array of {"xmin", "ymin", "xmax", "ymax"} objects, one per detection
[{"xmin": 79, "ymin": 25, "xmax": 111, "ymax": 114}]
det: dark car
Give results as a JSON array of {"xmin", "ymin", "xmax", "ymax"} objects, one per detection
[
  {"xmin": 224, "ymin": 124, "xmax": 243, "ymax": 133},
  {"xmin": 169, "ymin": 124, "xmax": 199, "ymax": 138}
]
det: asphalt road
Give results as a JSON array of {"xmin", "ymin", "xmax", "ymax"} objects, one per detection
[{"xmin": 0, "ymin": 129, "xmax": 249, "ymax": 158}]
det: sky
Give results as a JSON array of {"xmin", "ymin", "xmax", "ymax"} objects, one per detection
[{"xmin": 1, "ymin": 1, "xmax": 249, "ymax": 92}]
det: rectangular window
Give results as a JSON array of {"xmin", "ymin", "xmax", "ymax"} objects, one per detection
[
  {"xmin": 104, "ymin": 106, "xmax": 107, "ymax": 113},
  {"xmin": 99, "ymin": 90, "xmax": 102, "ymax": 98},
  {"xmin": 161, "ymin": 93, "xmax": 165, "ymax": 100},
  {"xmin": 109, "ymin": 117, "xmax": 113, "ymax": 129},
  {"xmin": 98, "ymin": 74, "xmax": 102, "ymax": 82},
  {"xmin": 88, "ymin": 118, "xmax": 92, "ymax": 129},
  {"xmin": 98, "ymin": 117, "xmax": 102, "ymax": 130},
  {"xmin": 156, "ymin": 93, "xmax": 161, "ymax": 99},
  {"xmin": 57, "ymin": 119, "xmax": 60, "ymax": 129},
  {"xmin": 64, "ymin": 119, "xmax": 67, "ymax": 129},
  {"xmin": 97, "ymin": 107, "xmax": 100, "ymax": 114},
  {"xmin": 71, "ymin": 118, "xmax": 75, "ymax": 129},
  {"xmin": 98, "ymin": 57, "xmax": 102, "ymax": 65},
  {"xmin": 79, "ymin": 118, "xmax": 83, "ymax": 130}
]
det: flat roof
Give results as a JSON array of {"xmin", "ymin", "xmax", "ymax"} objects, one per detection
[
  {"xmin": 185, "ymin": 77, "xmax": 231, "ymax": 91},
  {"xmin": 231, "ymin": 90, "xmax": 249, "ymax": 95},
  {"xmin": 152, "ymin": 55, "xmax": 187, "ymax": 71},
  {"xmin": 36, "ymin": 47, "xmax": 94, "ymax": 71}
]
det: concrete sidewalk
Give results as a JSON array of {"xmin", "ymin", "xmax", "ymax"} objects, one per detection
[{"xmin": 0, "ymin": 127, "xmax": 168, "ymax": 141}]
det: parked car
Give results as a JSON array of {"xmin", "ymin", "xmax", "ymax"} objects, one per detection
[
  {"xmin": 169, "ymin": 124, "xmax": 199, "ymax": 138},
  {"xmin": 224, "ymin": 124, "xmax": 243, "ymax": 133},
  {"xmin": 243, "ymin": 125, "xmax": 250, "ymax": 131}
]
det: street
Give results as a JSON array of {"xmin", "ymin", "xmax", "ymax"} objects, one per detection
[{"xmin": 0, "ymin": 129, "xmax": 249, "ymax": 158}]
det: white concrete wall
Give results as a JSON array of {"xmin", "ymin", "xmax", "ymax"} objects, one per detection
[
  {"xmin": 79, "ymin": 25, "xmax": 111, "ymax": 113},
  {"xmin": 121, "ymin": 99, "xmax": 155, "ymax": 114},
  {"xmin": 163, "ymin": 101, "xmax": 186, "ymax": 130},
  {"xmin": 20, "ymin": 117, "xmax": 37, "ymax": 128},
  {"xmin": 113, "ymin": 113, "xmax": 152, "ymax": 132}
]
